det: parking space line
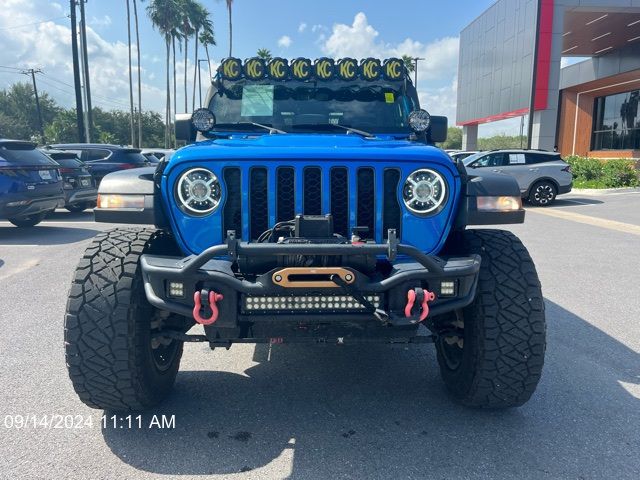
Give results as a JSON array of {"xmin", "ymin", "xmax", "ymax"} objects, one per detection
[{"xmin": 528, "ymin": 208, "xmax": 640, "ymax": 236}]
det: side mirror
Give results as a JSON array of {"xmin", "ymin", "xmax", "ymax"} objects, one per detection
[
  {"xmin": 428, "ymin": 116, "xmax": 448, "ymax": 143},
  {"xmin": 175, "ymin": 113, "xmax": 196, "ymax": 143}
]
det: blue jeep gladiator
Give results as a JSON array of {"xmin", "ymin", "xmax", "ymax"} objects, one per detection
[{"xmin": 65, "ymin": 57, "xmax": 545, "ymax": 411}]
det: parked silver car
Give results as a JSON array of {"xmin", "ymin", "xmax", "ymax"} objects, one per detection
[{"xmin": 463, "ymin": 150, "xmax": 572, "ymax": 206}]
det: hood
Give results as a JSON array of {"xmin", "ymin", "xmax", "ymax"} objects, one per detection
[{"xmin": 167, "ymin": 134, "xmax": 451, "ymax": 168}]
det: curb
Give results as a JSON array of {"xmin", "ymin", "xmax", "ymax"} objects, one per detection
[{"xmin": 568, "ymin": 187, "xmax": 640, "ymax": 196}]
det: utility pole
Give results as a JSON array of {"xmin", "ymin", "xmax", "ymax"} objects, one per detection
[
  {"xmin": 79, "ymin": 0, "xmax": 92, "ymax": 141},
  {"xmin": 69, "ymin": 0, "xmax": 85, "ymax": 142},
  {"xmin": 77, "ymin": 19, "xmax": 90, "ymax": 143},
  {"xmin": 413, "ymin": 57, "xmax": 425, "ymax": 88},
  {"xmin": 22, "ymin": 68, "xmax": 45, "ymax": 143}
]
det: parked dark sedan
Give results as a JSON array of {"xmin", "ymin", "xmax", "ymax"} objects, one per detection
[
  {"xmin": 41, "ymin": 149, "xmax": 97, "ymax": 212},
  {"xmin": 48, "ymin": 143, "xmax": 150, "ymax": 186},
  {"xmin": 0, "ymin": 139, "xmax": 64, "ymax": 227}
]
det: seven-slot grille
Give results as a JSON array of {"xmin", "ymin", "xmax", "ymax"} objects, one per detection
[{"xmin": 222, "ymin": 165, "xmax": 402, "ymax": 242}]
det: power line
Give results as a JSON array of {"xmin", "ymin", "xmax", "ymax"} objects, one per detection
[
  {"xmin": 37, "ymin": 72, "xmax": 131, "ymax": 108},
  {"xmin": 0, "ymin": 16, "xmax": 68, "ymax": 31},
  {"xmin": 36, "ymin": 76, "xmax": 133, "ymax": 110}
]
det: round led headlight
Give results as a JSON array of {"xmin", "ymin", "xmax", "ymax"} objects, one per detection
[
  {"xmin": 402, "ymin": 168, "xmax": 447, "ymax": 215},
  {"xmin": 176, "ymin": 168, "xmax": 221, "ymax": 215},
  {"xmin": 191, "ymin": 108, "xmax": 216, "ymax": 132},
  {"xmin": 408, "ymin": 109, "xmax": 431, "ymax": 133}
]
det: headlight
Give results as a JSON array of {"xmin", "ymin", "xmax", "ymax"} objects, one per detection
[
  {"xmin": 402, "ymin": 168, "xmax": 447, "ymax": 215},
  {"xmin": 176, "ymin": 168, "xmax": 221, "ymax": 215}
]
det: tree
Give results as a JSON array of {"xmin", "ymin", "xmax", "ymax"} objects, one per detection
[
  {"xmin": 402, "ymin": 54, "xmax": 415, "ymax": 73},
  {"xmin": 256, "ymin": 48, "xmax": 272, "ymax": 61},
  {"xmin": 132, "ymin": 0, "xmax": 143, "ymax": 146},
  {"xmin": 0, "ymin": 83, "xmax": 59, "ymax": 141},
  {"xmin": 191, "ymin": 3, "xmax": 212, "ymax": 110},
  {"xmin": 478, "ymin": 134, "xmax": 527, "ymax": 150},
  {"xmin": 178, "ymin": 0, "xmax": 196, "ymax": 113},
  {"xmin": 226, "ymin": 0, "xmax": 233, "ymax": 57},
  {"xmin": 147, "ymin": 0, "xmax": 182, "ymax": 147},
  {"xmin": 126, "ymin": 0, "xmax": 136, "ymax": 146},
  {"xmin": 199, "ymin": 28, "xmax": 216, "ymax": 78},
  {"xmin": 440, "ymin": 127, "xmax": 462, "ymax": 150}
]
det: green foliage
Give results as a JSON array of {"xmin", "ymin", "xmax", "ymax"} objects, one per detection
[
  {"xmin": 601, "ymin": 159, "xmax": 639, "ymax": 188},
  {"xmin": 566, "ymin": 156, "xmax": 639, "ymax": 189},
  {"xmin": 1, "ymin": 83, "xmax": 168, "ymax": 147},
  {"xmin": 565, "ymin": 155, "xmax": 602, "ymax": 180},
  {"xmin": 401, "ymin": 55, "xmax": 415, "ymax": 73},
  {"xmin": 0, "ymin": 83, "xmax": 60, "ymax": 142},
  {"xmin": 439, "ymin": 127, "xmax": 462, "ymax": 150},
  {"xmin": 256, "ymin": 48, "xmax": 272, "ymax": 61},
  {"xmin": 478, "ymin": 134, "xmax": 526, "ymax": 150}
]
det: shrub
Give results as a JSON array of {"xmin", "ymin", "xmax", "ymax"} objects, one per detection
[
  {"xmin": 566, "ymin": 156, "xmax": 603, "ymax": 181},
  {"xmin": 601, "ymin": 159, "xmax": 639, "ymax": 188}
]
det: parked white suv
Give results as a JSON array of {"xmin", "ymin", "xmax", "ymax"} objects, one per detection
[{"xmin": 463, "ymin": 150, "xmax": 572, "ymax": 206}]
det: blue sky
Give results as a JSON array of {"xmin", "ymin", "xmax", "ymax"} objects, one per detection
[{"xmin": 0, "ymin": 0, "xmax": 523, "ymax": 136}]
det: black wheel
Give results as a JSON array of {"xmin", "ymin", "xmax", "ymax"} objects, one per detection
[
  {"xmin": 8, "ymin": 212, "xmax": 47, "ymax": 227},
  {"xmin": 65, "ymin": 228, "xmax": 186, "ymax": 411},
  {"xmin": 528, "ymin": 180, "xmax": 556, "ymax": 206},
  {"xmin": 65, "ymin": 203, "xmax": 90, "ymax": 213},
  {"xmin": 435, "ymin": 229, "xmax": 546, "ymax": 408}
]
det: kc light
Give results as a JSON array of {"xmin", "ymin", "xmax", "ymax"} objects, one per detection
[
  {"xmin": 476, "ymin": 196, "xmax": 522, "ymax": 212},
  {"xmin": 176, "ymin": 167, "xmax": 221, "ymax": 215},
  {"xmin": 191, "ymin": 108, "xmax": 216, "ymax": 132},
  {"xmin": 402, "ymin": 168, "xmax": 447, "ymax": 215},
  {"xmin": 408, "ymin": 109, "xmax": 431, "ymax": 133}
]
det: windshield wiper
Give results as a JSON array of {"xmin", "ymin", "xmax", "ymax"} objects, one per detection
[
  {"xmin": 289, "ymin": 123, "xmax": 375, "ymax": 138},
  {"xmin": 213, "ymin": 122, "xmax": 287, "ymax": 134}
]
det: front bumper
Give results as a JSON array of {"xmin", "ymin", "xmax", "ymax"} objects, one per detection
[{"xmin": 140, "ymin": 239, "xmax": 481, "ymax": 336}]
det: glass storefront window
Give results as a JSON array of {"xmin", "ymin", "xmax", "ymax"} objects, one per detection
[{"xmin": 591, "ymin": 89, "xmax": 640, "ymax": 150}]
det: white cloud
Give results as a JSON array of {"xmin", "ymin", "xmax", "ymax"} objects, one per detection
[
  {"xmin": 298, "ymin": 22, "xmax": 307, "ymax": 33},
  {"xmin": 278, "ymin": 35, "xmax": 292, "ymax": 48},
  {"xmin": 311, "ymin": 24, "xmax": 327, "ymax": 34},
  {"xmin": 320, "ymin": 12, "xmax": 461, "ymax": 124},
  {"xmin": 0, "ymin": 1, "xmax": 168, "ymax": 114},
  {"xmin": 321, "ymin": 12, "xmax": 459, "ymax": 81},
  {"xmin": 90, "ymin": 15, "xmax": 112, "ymax": 28}
]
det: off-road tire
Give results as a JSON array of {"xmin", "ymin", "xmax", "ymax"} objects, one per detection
[
  {"xmin": 528, "ymin": 180, "xmax": 556, "ymax": 206},
  {"xmin": 64, "ymin": 228, "xmax": 184, "ymax": 411},
  {"xmin": 435, "ymin": 229, "xmax": 546, "ymax": 408},
  {"xmin": 9, "ymin": 212, "xmax": 47, "ymax": 227}
]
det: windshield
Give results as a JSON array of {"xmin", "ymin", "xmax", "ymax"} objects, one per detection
[
  {"xmin": 208, "ymin": 78, "xmax": 418, "ymax": 134},
  {"xmin": 463, "ymin": 152, "xmax": 484, "ymax": 166},
  {"xmin": 0, "ymin": 143, "xmax": 58, "ymax": 166}
]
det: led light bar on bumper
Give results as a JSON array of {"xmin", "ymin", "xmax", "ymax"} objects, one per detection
[{"xmin": 242, "ymin": 294, "xmax": 381, "ymax": 314}]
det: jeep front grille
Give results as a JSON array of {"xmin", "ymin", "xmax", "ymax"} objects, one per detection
[{"xmin": 221, "ymin": 165, "xmax": 402, "ymax": 242}]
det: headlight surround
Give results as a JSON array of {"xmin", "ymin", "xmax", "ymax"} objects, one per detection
[
  {"xmin": 402, "ymin": 168, "xmax": 447, "ymax": 215},
  {"xmin": 175, "ymin": 167, "xmax": 222, "ymax": 215}
]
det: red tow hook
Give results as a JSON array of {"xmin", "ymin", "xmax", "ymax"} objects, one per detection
[
  {"xmin": 193, "ymin": 290, "xmax": 224, "ymax": 325},
  {"xmin": 404, "ymin": 288, "xmax": 436, "ymax": 322}
]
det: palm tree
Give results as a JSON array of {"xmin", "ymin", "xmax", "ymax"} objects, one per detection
[
  {"xmin": 191, "ymin": 4, "xmax": 211, "ymax": 110},
  {"xmin": 199, "ymin": 29, "xmax": 216, "ymax": 75},
  {"xmin": 178, "ymin": 0, "xmax": 196, "ymax": 113},
  {"xmin": 132, "ymin": 0, "xmax": 142, "ymax": 146},
  {"xmin": 226, "ymin": 0, "xmax": 233, "ymax": 57},
  {"xmin": 147, "ymin": 0, "xmax": 181, "ymax": 147},
  {"xmin": 126, "ymin": 0, "xmax": 136, "ymax": 146},
  {"xmin": 402, "ymin": 54, "xmax": 416, "ymax": 73},
  {"xmin": 256, "ymin": 48, "xmax": 272, "ymax": 61}
]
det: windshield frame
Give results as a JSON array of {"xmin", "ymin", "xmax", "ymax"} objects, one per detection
[{"xmin": 204, "ymin": 77, "xmax": 419, "ymax": 136}]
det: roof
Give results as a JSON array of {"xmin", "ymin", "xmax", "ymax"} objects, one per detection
[{"xmin": 48, "ymin": 143, "xmax": 134, "ymax": 150}]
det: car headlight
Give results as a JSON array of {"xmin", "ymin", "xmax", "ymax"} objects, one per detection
[
  {"xmin": 402, "ymin": 168, "xmax": 447, "ymax": 215},
  {"xmin": 176, "ymin": 167, "xmax": 221, "ymax": 215}
]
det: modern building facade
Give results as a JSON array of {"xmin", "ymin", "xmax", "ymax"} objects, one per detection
[{"xmin": 457, "ymin": 0, "xmax": 640, "ymax": 159}]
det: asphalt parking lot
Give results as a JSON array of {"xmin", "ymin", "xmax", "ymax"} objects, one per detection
[{"xmin": 1, "ymin": 190, "xmax": 639, "ymax": 480}]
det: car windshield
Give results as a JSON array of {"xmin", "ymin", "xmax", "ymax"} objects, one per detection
[
  {"xmin": 0, "ymin": 143, "xmax": 58, "ymax": 166},
  {"xmin": 208, "ymin": 78, "xmax": 418, "ymax": 134},
  {"xmin": 463, "ymin": 152, "xmax": 484, "ymax": 166}
]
